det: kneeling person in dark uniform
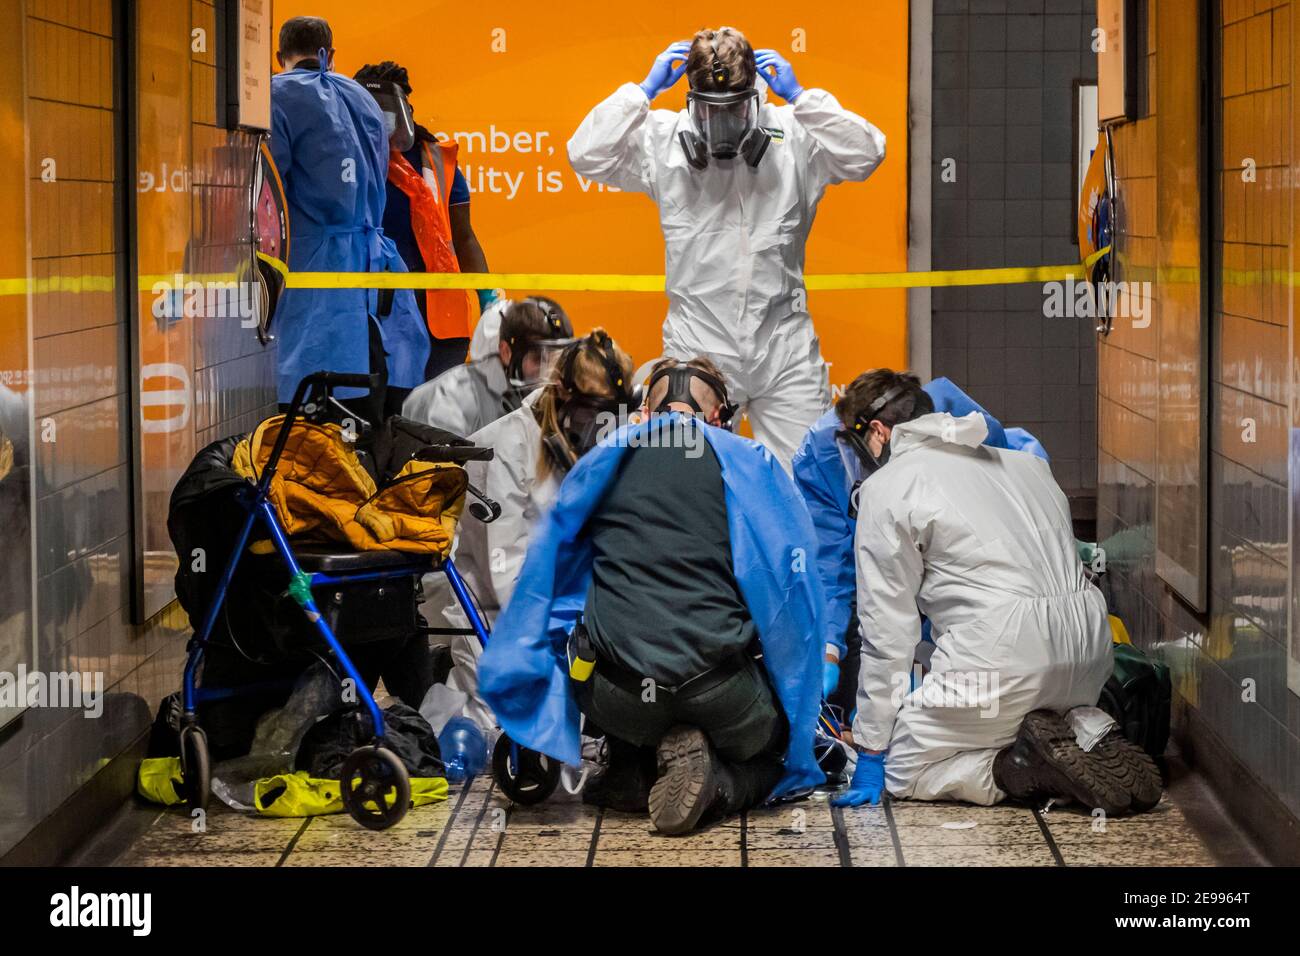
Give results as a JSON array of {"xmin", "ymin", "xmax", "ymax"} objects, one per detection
[
  {"xmin": 478, "ymin": 356, "xmax": 826, "ymax": 836},
  {"xmin": 578, "ymin": 358, "xmax": 786, "ymax": 833}
]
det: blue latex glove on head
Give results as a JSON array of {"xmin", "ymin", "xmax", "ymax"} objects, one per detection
[
  {"xmin": 831, "ymin": 750, "xmax": 886, "ymax": 807},
  {"xmin": 476, "ymin": 288, "xmax": 501, "ymax": 313},
  {"xmin": 754, "ymin": 49, "xmax": 804, "ymax": 103},
  {"xmin": 822, "ymin": 660, "xmax": 840, "ymax": 699},
  {"xmin": 639, "ymin": 41, "xmax": 692, "ymax": 100}
]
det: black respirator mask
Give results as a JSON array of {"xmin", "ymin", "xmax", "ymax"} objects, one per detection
[
  {"xmin": 359, "ymin": 78, "xmax": 416, "ymax": 153},
  {"xmin": 646, "ymin": 364, "xmax": 739, "ymax": 430},
  {"xmin": 836, "ymin": 384, "xmax": 905, "ymax": 475},
  {"xmin": 542, "ymin": 332, "xmax": 638, "ymax": 474},
  {"xmin": 677, "ymin": 52, "xmax": 770, "ymax": 170}
]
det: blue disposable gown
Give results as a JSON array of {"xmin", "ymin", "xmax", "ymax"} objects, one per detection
[
  {"xmin": 269, "ymin": 65, "xmax": 428, "ymax": 403},
  {"xmin": 478, "ymin": 414, "xmax": 827, "ymax": 799},
  {"xmin": 790, "ymin": 378, "xmax": 1048, "ymax": 656}
]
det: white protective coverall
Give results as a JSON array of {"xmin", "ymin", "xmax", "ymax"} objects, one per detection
[
  {"xmin": 428, "ymin": 390, "xmax": 560, "ymax": 730},
  {"xmin": 853, "ymin": 411, "xmax": 1114, "ymax": 805},
  {"xmin": 568, "ymin": 82, "xmax": 886, "ymax": 470},
  {"xmin": 402, "ymin": 299, "xmax": 510, "ymax": 438}
]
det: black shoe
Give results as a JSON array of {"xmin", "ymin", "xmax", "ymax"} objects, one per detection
[
  {"xmin": 993, "ymin": 710, "xmax": 1132, "ymax": 815},
  {"xmin": 1091, "ymin": 730, "xmax": 1163, "ymax": 812},
  {"xmin": 582, "ymin": 741, "xmax": 654, "ymax": 813},
  {"xmin": 649, "ymin": 725, "xmax": 722, "ymax": 835}
]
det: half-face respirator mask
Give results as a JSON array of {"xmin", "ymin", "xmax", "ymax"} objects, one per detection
[
  {"xmin": 646, "ymin": 364, "xmax": 739, "ymax": 430},
  {"xmin": 837, "ymin": 383, "xmax": 905, "ymax": 477},
  {"xmin": 543, "ymin": 331, "xmax": 638, "ymax": 474}
]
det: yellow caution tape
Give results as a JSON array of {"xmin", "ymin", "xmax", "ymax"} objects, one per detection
[{"xmin": 1, "ymin": 247, "xmax": 1115, "ymax": 296}]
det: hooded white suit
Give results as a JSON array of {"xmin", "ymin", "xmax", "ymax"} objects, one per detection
[
  {"xmin": 568, "ymin": 82, "xmax": 885, "ymax": 470},
  {"xmin": 853, "ymin": 411, "xmax": 1113, "ymax": 805}
]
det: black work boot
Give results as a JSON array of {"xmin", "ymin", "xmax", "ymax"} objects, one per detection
[
  {"xmin": 1090, "ymin": 729, "xmax": 1163, "ymax": 812},
  {"xmin": 993, "ymin": 710, "xmax": 1132, "ymax": 815},
  {"xmin": 582, "ymin": 738, "xmax": 654, "ymax": 813},
  {"xmin": 649, "ymin": 725, "xmax": 722, "ymax": 835}
]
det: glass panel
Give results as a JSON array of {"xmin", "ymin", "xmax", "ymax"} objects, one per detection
[
  {"xmin": 0, "ymin": 0, "xmax": 34, "ymax": 730},
  {"xmin": 1154, "ymin": 1, "xmax": 1208, "ymax": 608}
]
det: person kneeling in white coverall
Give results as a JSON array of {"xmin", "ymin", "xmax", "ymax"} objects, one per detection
[
  {"xmin": 831, "ymin": 370, "xmax": 1162, "ymax": 815},
  {"xmin": 567, "ymin": 26, "xmax": 885, "ymax": 472}
]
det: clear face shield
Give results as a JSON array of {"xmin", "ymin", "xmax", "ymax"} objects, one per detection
[
  {"xmin": 360, "ymin": 79, "xmax": 415, "ymax": 152},
  {"xmin": 504, "ymin": 337, "xmax": 575, "ymax": 408},
  {"xmin": 686, "ymin": 88, "xmax": 760, "ymax": 160}
]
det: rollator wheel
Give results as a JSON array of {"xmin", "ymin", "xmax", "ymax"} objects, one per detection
[
  {"xmin": 340, "ymin": 745, "xmax": 410, "ymax": 830},
  {"xmin": 492, "ymin": 734, "xmax": 560, "ymax": 806},
  {"xmin": 815, "ymin": 736, "xmax": 849, "ymax": 781},
  {"xmin": 178, "ymin": 724, "xmax": 211, "ymax": 812}
]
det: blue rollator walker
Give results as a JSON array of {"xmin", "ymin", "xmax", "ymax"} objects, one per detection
[{"xmin": 177, "ymin": 371, "xmax": 498, "ymax": 830}]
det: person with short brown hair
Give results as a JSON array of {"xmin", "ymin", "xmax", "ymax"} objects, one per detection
[{"xmin": 568, "ymin": 25, "xmax": 887, "ymax": 473}]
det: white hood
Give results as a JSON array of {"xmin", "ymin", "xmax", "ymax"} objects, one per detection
[
  {"xmin": 890, "ymin": 411, "xmax": 989, "ymax": 458},
  {"xmin": 468, "ymin": 298, "xmax": 509, "ymax": 361}
]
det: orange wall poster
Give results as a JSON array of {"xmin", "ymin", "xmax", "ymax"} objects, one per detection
[{"xmin": 274, "ymin": 2, "xmax": 911, "ymax": 396}]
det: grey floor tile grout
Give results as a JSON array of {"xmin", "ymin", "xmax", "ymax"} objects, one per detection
[
  {"xmin": 829, "ymin": 804, "xmax": 855, "ymax": 867},
  {"xmin": 882, "ymin": 797, "xmax": 907, "ymax": 866},
  {"xmin": 584, "ymin": 807, "xmax": 604, "ymax": 868},
  {"xmin": 275, "ymin": 817, "xmax": 313, "ymax": 868},
  {"xmin": 426, "ymin": 779, "xmax": 474, "ymax": 867},
  {"xmin": 1031, "ymin": 805, "xmax": 1067, "ymax": 865}
]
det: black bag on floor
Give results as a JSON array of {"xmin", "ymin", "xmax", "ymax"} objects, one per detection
[
  {"xmin": 295, "ymin": 703, "xmax": 444, "ymax": 779},
  {"xmin": 1097, "ymin": 641, "xmax": 1172, "ymax": 760}
]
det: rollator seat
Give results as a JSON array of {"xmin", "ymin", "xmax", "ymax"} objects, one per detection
[{"xmin": 293, "ymin": 545, "xmax": 438, "ymax": 575}]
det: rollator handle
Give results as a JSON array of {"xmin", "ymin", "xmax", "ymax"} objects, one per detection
[
  {"xmin": 311, "ymin": 371, "xmax": 380, "ymax": 390},
  {"xmin": 465, "ymin": 481, "xmax": 502, "ymax": 523}
]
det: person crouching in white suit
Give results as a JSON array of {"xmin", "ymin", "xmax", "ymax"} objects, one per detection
[
  {"xmin": 830, "ymin": 370, "xmax": 1161, "ymax": 815},
  {"xmin": 433, "ymin": 330, "xmax": 638, "ymax": 730}
]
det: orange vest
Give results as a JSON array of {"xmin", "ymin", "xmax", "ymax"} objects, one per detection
[{"xmin": 388, "ymin": 139, "xmax": 475, "ymax": 340}]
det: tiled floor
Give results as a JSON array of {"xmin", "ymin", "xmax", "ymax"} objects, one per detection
[{"xmin": 108, "ymin": 773, "xmax": 1224, "ymax": 867}]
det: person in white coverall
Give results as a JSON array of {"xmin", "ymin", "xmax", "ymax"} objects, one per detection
[
  {"xmin": 402, "ymin": 296, "xmax": 574, "ymax": 438},
  {"xmin": 830, "ymin": 371, "xmax": 1162, "ymax": 815},
  {"xmin": 567, "ymin": 26, "xmax": 885, "ymax": 471},
  {"xmin": 432, "ymin": 331, "xmax": 638, "ymax": 730}
]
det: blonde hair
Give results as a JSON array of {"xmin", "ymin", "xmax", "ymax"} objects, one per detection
[{"xmin": 535, "ymin": 328, "xmax": 635, "ymax": 481}]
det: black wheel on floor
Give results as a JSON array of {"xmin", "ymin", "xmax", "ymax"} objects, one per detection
[
  {"xmin": 492, "ymin": 734, "xmax": 560, "ymax": 805},
  {"xmin": 815, "ymin": 736, "xmax": 849, "ymax": 776},
  {"xmin": 179, "ymin": 723, "xmax": 210, "ymax": 812},
  {"xmin": 340, "ymin": 745, "xmax": 410, "ymax": 830}
]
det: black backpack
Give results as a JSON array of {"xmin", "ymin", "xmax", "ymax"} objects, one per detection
[{"xmin": 1097, "ymin": 641, "xmax": 1172, "ymax": 760}]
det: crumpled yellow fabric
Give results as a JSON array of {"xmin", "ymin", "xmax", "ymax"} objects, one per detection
[
  {"xmin": 136, "ymin": 758, "xmax": 449, "ymax": 818},
  {"xmin": 137, "ymin": 757, "xmax": 186, "ymax": 806},
  {"xmin": 253, "ymin": 771, "xmax": 448, "ymax": 817},
  {"xmin": 231, "ymin": 415, "xmax": 466, "ymax": 557}
]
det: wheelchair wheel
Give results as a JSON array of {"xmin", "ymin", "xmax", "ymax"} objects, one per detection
[
  {"xmin": 492, "ymin": 734, "xmax": 560, "ymax": 805},
  {"xmin": 179, "ymin": 724, "xmax": 211, "ymax": 812},
  {"xmin": 340, "ymin": 745, "xmax": 410, "ymax": 830}
]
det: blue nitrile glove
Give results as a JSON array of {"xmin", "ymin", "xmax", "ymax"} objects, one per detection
[
  {"xmin": 754, "ymin": 49, "xmax": 804, "ymax": 103},
  {"xmin": 822, "ymin": 660, "xmax": 840, "ymax": 698},
  {"xmin": 476, "ymin": 288, "xmax": 501, "ymax": 313},
  {"xmin": 831, "ymin": 750, "xmax": 886, "ymax": 807},
  {"xmin": 639, "ymin": 41, "xmax": 692, "ymax": 100}
]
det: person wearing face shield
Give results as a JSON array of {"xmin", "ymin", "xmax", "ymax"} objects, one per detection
[
  {"xmin": 827, "ymin": 370, "xmax": 1160, "ymax": 815},
  {"xmin": 354, "ymin": 62, "xmax": 496, "ymax": 380},
  {"xmin": 429, "ymin": 330, "xmax": 637, "ymax": 731},
  {"xmin": 478, "ymin": 355, "xmax": 826, "ymax": 835},
  {"xmin": 401, "ymin": 296, "xmax": 573, "ymax": 438},
  {"xmin": 793, "ymin": 374, "xmax": 1052, "ymax": 721},
  {"xmin": 567, "ymin": 26, "xmax": 887, "ymax": 472},
  {"xmin": 269, "ymin": 17, "xmax": 428, "ymax": 421}
]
